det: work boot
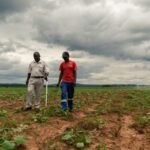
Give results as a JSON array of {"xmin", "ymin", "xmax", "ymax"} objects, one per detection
[
  {"xmin": 22, "ymin": 107, "xmax": 32, "ymax": 111},
  {"xmin": 69, "ymin": 109, "xmax": 73, "ymax": 113},
  {"xmin": 34, "ymin": 108, "xmax": 40, "ymax": 113}
]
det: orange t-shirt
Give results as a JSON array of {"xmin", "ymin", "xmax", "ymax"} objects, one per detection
[{"xmin": 59, "ymin": 60, "xmax": 77, "ymax": 83}]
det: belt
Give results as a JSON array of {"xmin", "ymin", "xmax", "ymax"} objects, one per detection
[{"xmin": 31, "ymin": 76, "xmax": 44, "ymax": 78}]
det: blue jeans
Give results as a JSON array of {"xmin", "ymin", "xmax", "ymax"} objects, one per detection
[{"xmin": 61, "ymin": 81, "xmax": 74, "ymax": 111}]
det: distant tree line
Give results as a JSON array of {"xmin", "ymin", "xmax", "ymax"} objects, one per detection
[{"xmin": 0, "ymin": 83, "xmax": 145, "ymax": 88}]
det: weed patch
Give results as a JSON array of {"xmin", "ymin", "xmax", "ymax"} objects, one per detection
[
  {"xmin": 61, "ymin": 129, "xmax": 91, "ymax": 149},
  {"xmin": 0, "ymin": 109, "xmax": 7, "ymax": 117},
  {"xmin": 32, "ymin": 114, "xmax": 48, "ymax": 123},
  {"xmin": 76, "ymin": 117, "xmax": 104, "ymax": 131},
  {"xmin": 40, "ymin": 107, "xmax": 73, "ymax": 119},
  {"xmin": 134, "ymin": 114, "xmax": 150, "ymax": 128},
  {"xmin": 95, "ymin": 99, "xmax": 112, "ymax": 115},
  {"xmin": 96, "ymin": 143, "xmax": 107, "ymax": 150},
  {"xmin": 0, "ymin": 124, "xmax": 28, "ymax": 150},
  {"xmin": 0, "ymin": 136, "xmax": 27, "ymax": 150}
]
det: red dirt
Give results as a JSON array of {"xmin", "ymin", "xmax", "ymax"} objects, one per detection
[
  {"xmin": 93, "ymin": 114, "xmax": 150, "ymax": 150},
  {"xmin": 0, "ymin": 100, "xmax": 23, "ymax": 110},
  {"xmin": 0, "ymin": 100, "xmax": 150, "ymax": 150},
  {"xmin": 25, "ymin": 110, "xmax": 91, "ymax": 150},
  {"xmin": 118, "ymin": 115, "xmax": 150, "ymax": 150}
]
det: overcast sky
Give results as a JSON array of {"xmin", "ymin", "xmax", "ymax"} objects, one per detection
[{"xmin": 0, "ymin": 0, "xmax": 150, "ymax": 84}]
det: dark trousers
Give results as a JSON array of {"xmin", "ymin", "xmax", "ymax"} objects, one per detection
[{"xmin": 61, "ymin": 81, "xmax": 74, "ymax": 111}]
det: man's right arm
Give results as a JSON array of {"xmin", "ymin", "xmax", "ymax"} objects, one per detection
[
  {"xmin": 26, "ymin": 63, "xmax": 32, "ymax": 86},
  {"xmin": 26, "ymin": 73, "xmax": 31, "ymax": 86},
  {"xmin": 57, "ymin": 71, "xmax": 63, "ymax": 87},
  {"xmin": 44, "ymin": 61, "xmax": 49, "ymax": 81},
  {"xmin": 73, "ymin": 70, "xmax": 77, "ymax": 86}
]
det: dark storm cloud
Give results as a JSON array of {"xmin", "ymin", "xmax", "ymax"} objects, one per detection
[
  {"xmin": 0, "ymin": 0, "xmax": 150, "ymax": 84},
  {"xmin": 31, "ymin": 0, "xmax": 150, "ymax": 61},
  {"xmin": 0, "ymin": 0, "xmax": 32, "ymax": 19},
  {"xmin": 33, "ymin": 2, "xmax": 115, "ymax": 53},
  {"xmin": 1, "ymin": 0, "xmax": 150, "ymax": 61}
]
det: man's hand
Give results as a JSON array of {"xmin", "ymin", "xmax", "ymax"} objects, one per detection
[
  {"xmin": 26, "ymin": 80, "xmax": 29, "ymax": 86},
  {"xmin": 56, "ymin": 83, "xmax": 60, "ymax": 87},
  {"xmin": 74, "ymin": 82, "xmax": 76, "ymax": 87},
  {"xmin": 26, "ymin": 73, "xmax": 31, "ymax": 86},
  {"xmin": 44, "ymin": 73, "xmax": 49, "ymax": 81},
  {"xmin": 44, "ymin": 77, "xmax": 48, "ymax": 81}
]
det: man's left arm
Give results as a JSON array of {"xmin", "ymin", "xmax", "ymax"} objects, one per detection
[
  {"xmin": 44, "ymin": 62, "xmax": 49, "ymax": 81},
  {"xmin": 73, "ymin": 62, "xmax": 77, "ymax": 86},
  {"xmin": 73, "ymin": 70, "xmax": 77, "ymax": 86}
]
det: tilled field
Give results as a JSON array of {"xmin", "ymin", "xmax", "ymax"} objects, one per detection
[{"xmin": 0, "ymin": 87, "xmax": 150, "ymax": 150}]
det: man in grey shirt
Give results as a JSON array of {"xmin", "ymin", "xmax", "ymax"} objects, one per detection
[{"xmin": 23, "ymin": 52, "xmax": 49, "ymax": 112}]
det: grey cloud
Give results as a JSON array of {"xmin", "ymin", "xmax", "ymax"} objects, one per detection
[
  {"xmin": 0, "ymin": 40, "xmax": 36, "ymax": 55},
  {"xmin": 0, "ymin": 49, "xmax": 31, "ymax": 83},
  {"xmin": 0, "ymin": 0, "xmax": 150, "ymax": 84},
  {"xmin": 0, "ymin": 68, "xmax": 26, "ymax": 83},
  {"xmin": 78, "ymin": 63, "xmax": 105, "ymax": 79},
  {"xmin": 31, "ymin": 0, "xmax": 150, "ymax": 61},
  {"xmin": 133, "ymin": 0, "xmax": 150, "ymax": 8},
  {"xmin": 0, "ymin": 40, "xmax": 16, "ymax": 53},
  {"xmin": 0, "ymin": 40, "xmax": 35, "ymax": 56},
  {"xmin": 0, "ymin": 56, "xmax": 25, "ymax": 83},
  {"xmin": 0, "ymin": 0, "xmax": 32, "ymax": 19},
  {"xmin": 33, "ymin": 3, "xmax": 112, "ymax": 50},
  {"xmin": 0, "ymin": 54, "xmax": 21, "ymax": 71},
  {"xmin": 0, "ymin": 60, "xmax": 16, "ymax": 70}
]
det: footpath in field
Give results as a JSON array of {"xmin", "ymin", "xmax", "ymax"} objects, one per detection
[{"xmin": 0, "ymin": 88, "xmax": 150, "ymax": 150}]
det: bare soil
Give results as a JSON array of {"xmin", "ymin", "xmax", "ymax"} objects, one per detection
[{"xmin": 0, "ymin": 100, "xmax": 150, "ymax": 150}]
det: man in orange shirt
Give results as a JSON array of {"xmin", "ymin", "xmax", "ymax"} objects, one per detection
[{"xmin": 57, "ymin": 51, "xmax": 77, "ymax": 112}]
